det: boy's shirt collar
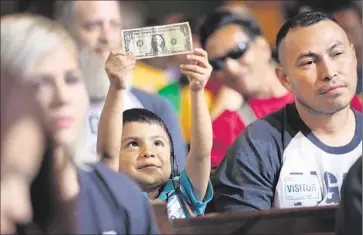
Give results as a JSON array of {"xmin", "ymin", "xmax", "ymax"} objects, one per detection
[{"xmin": 142, "ymin": 176, "xmax": 180, "ymax": 201}]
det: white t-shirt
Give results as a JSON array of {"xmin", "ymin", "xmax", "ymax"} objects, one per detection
[{"xmin": 213, "ymin": 103, "xmax": 362, "ymax": 211}]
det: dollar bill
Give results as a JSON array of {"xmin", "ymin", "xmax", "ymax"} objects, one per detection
[{"xmin": 121, "ymin": 22, "xmax": 193, "ymax": 59}]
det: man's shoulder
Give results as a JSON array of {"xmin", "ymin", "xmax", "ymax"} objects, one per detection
[
  {"xmin": 233, "ymin": 103, "xmax": 299, "ymax": 149},
  {"xmin": 245, "ymin": 104, "xmax": 289, "ymax": 134},
  {"xmin": 354, "ymin": 108, "xmax": 363, "ymax": 118}
]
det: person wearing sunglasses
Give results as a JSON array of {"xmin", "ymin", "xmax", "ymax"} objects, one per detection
[{"xmin": 199, "ymin": 10, "xmax": 294, "ymax": 169}]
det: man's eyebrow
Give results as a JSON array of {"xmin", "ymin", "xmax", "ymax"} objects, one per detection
[
  {"xmin": 327, "ymin": 41, "xmax": 344, "ymax": 51},
  {"xmin": 295, "ymin": 52, "xmax": 316, "ymax": 64}
]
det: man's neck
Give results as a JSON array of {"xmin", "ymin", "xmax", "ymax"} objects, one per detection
[
  {"xmin": 251, "ymin": 65, "xmax": 288, "ymax": 99},
  {"xmin": 53, "ymin": 147, "xmax": 80, "ymax": 200},
  {"xmin": 295, "ymin": 102, "xmax": 356, "ymax": 146}
]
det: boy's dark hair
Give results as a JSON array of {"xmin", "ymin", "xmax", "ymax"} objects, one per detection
[
  {"xmin": 276, "ymin": 11, "xmax": 336, "ymax": 62},
  {"xmin": 199, "ymin": 10, "xmax": 262, "ymax": 49},
  {"xmin": 123, "ymin": 108, "xmax": 178, "ymax": 176}
]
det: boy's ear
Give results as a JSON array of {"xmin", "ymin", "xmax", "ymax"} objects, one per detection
[{"xmin": 275, "ymin": 65, "xmax": 292, "ymax": 91}]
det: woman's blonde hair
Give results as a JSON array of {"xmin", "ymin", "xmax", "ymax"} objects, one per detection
[{"xmin": 1, "ymin": 13, "xmax": 98, "ymax": 168}]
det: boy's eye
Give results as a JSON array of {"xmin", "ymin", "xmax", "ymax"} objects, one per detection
[
  {"xmin": 127, "ymin": 141, "xmax": 139, "ymax": 148},
  {"xmin": 154, "ymin": 140, "xmax": 164, "ymax": 147}
]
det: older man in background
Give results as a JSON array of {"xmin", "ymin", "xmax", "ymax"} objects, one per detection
[{"xmin": 54, "ymin": 0, "xmax": 187, "ymax": 170}]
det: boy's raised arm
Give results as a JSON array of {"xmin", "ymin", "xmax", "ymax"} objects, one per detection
[
  {"xmin": 97, "ymin": 51, "xmax": 136, "ymax": 171},
  {"xmin": 182, "ymin": 48, "xmax": 213, "ymax": 201}
]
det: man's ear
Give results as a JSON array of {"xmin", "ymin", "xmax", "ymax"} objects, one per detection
[{"xmin": 275, "ymin": 65, "xmax": 292, "ymax": 91}]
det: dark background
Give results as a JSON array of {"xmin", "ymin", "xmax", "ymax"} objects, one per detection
[{"xmin": 0, "ymin": 0, "xmax": 224, "ymax": 21}]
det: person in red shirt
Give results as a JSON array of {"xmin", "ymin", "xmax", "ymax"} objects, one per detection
[
  {"xmin": 351, "ymin": 94, "xmax": 362, "ymax": 112},
  {"xmin": 199, "ymin": 10, "xmax": 362, "ymax": 168},
  {"xmin": 199, "ymin": 11, "xmax": 294, "ymax": 167}
]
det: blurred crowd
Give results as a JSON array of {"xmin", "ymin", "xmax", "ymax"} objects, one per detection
[{"xmin": 1, "ymin": 0, "xmax": 362, "ymax": 234}]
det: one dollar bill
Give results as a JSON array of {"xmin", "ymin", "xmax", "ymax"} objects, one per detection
[{"xmin": 121, "ymin": 22, "xmax": 193, "ymax": 59}]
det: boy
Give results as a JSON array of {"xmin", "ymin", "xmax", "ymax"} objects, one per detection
[{"xmin": 98, "ymin": 48, "xmax": 214, "ymax": 219}]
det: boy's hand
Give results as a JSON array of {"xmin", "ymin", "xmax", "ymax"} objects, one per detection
[
  {"xmin": 105, "ymin": 51, "xmax": 136, "ymax": 90},
  {"xmin": 180, "ymin": 48, "xmax": 212, "ymax": 91}
]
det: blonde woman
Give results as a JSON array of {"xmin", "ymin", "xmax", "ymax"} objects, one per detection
[
  {"xmin": 0, "ymin": 13, "xmax": 159, "ymax": 234},
  {"xmin": 1, "ymin": 50, "xmax": 49, "ymax": 234}
]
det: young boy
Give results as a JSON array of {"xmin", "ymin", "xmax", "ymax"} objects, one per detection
[{"xmin": 97, "ymin": 48, "xmax": 213, "ymax": 219}]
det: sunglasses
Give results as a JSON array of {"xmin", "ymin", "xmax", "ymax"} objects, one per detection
[{"xmin": 209, "ymin": 42, "xmax": 250, "ymax": 71}]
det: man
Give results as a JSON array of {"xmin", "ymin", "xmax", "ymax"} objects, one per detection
[
  {"xmin": 212, "ymin": 11, "xmax": 362, "ymax": 212},
  {"xmin": 54, "ymin": 0, "xmax": 187, "ymax": 169},
  {"xmin": 199, "ymin": 11, "xmax": 294, "ymax": 167}
]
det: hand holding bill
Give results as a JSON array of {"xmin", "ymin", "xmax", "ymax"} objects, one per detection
[
  {"xmin": 105, "ymin": 51, "xmax": 135, "ymax": 90},
  {"xmin": 180, "ymin": 48, "xmax": 212, "ymax": 91}
]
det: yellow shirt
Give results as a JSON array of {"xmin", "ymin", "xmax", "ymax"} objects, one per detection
[
  {"xmin": 159, "ymin": 83, "xmax": 214, "ymax": 143},
  {"xmin": 180, "ymin": 87, "xmax": 214, "ymax": 142},
  {"xmin": 132, "ymin": 62, "xmax": 168, "ymax": 93}
]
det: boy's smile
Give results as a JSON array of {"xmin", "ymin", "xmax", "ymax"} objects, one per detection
[{"xmin": 119, "ymin": 122, "xmax": 172, "ymax": 192}]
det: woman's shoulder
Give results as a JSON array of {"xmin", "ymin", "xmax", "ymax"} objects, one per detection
[{"xmin": 78, "ymin": 162, "xmax": 145, "ymax": 201}]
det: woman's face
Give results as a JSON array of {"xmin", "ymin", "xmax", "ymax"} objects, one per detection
[
  {"xmin": 29, "ymin": 45, "xmax": 88, "ymax": 147},
  {"xmin": 1, "ymin": 79, "xmax": 46, "ymax": 234}
]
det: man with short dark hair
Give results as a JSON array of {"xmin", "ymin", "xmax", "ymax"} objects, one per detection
[{"xmin": 213, "ymin": 11, "xmax": 362, "ymax": 212}]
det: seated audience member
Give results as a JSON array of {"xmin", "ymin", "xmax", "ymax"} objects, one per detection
[
  {"xmin": 199, "ymin": 11, "xmax": 294, "ymax": 167},
  {"xmin": 213, "ymin": 12, "xmax": 362, "ymax": 212},
  {"xmin": 54, "ymin": 0, "xmax": 187, "ymax": 169},
  {"xmin": 335, "ymin": 156, "xmax": 362, "ymax": 235},
  {"xmin": 98, "ymin": 48, "xmax": 213, "ymax": 219},
  {"xmin": 1, "ymin": 55, "xmax": 53, "ymax": 234},
  {"xmin": 0, "ymin": 13, "xmax": 159, "ymax": 234}
]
